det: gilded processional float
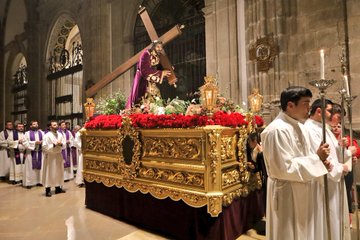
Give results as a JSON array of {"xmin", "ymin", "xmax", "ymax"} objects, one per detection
[{"xmin": 82, "ymin": 76, "xmax": 265, "ymax": 216}]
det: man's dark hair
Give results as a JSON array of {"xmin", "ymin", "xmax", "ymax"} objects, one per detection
[
  {"xmin": 332, "ymin": 102, "xmax": 346, "ymax": 117},
  {"xmin": 280, "ymin": 86, "xmax": 313, "ymax": 111},
  {"xmin": 15, "ymin": 122, "xmax": 24, "ymax": 128},
  {"xmin": 29, "ymin": 120, "xmax": 38, "ymax": 125},
  {"xmin": 48, "ymin": 120, "xmax": 58, "ymax": 127},
  {"xmin": 248, "ymin": 132, "xmax": 260, "ymax": 143},
  {"xmin": 309, "ymin": 98, "xmax": 333, "ymax": 116},
  {"xmin": 58, "ymin": 120, "xmax": 65, "ymax": 125}
]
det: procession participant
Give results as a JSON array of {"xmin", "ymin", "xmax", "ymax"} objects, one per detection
[
  {"xmin": 23, "ymin": 120, "xmax": 43, "ymax": 188},
  {"xmin": 73, "ymin": 126, "xmax": 84, "ymax": 187},
  {"xmin": 261, "ymin": 86, "xmax": 331, "ymax": 240},
  {"xmin": 71, "ymin": 125, "xmax": 81, "ymax": 172},
  {"xmin": 305, "ymin": 99, "xmax": 354, "ymax": 239},
  {"xmin": 42, "ymin": 121, "xmax": 66, "ymax": 197},
  {"xmin": 58, "ymin": 121, "xmax": 74, "ymax": 181},
  {"xmin": 0, "ymin": 121, "xmax": 13, "ymax": 180},
  {"xmin": 330, "ymin": 103, "xmax": 360, "ymax": 227},
  {"xmin": 8, "ymin": 122, "xmax": 26, "ymax": 184}
]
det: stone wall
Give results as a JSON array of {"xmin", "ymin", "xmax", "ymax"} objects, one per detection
[{"xmin": 245, "ymin": 0, "xmax": 360, "ymax": 128}]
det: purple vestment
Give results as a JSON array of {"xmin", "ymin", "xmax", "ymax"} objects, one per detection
[
  {"xmin": 126, "ymin": 49, "xmax": 163, "ymax": 108},
  {"xmin": 59, "ymin": 129, "xmax": 71, "ymax": 168}
]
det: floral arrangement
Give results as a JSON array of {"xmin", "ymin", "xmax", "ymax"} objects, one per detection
[
  {"xmin": 86, "ymin": 85, "xmax": 265, "ymax": 130},
  {"xmin": 84, "ymin": 114, "xmax": 122, "ymax": 129},
  {"xmin": 96, "ymin": 90, "xmax": 126, "ymax": 115},
  {"xmin": 254, "ymin": 115, "xmax": 264, "ymax": 127},
  {"xmin": 84, "ymin": 111, "xmax": 265, "ymax": 130}
]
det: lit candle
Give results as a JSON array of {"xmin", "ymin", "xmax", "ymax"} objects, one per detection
[
  {"xmin": 344, "ymin": 75, "xmax": 350, "ymax": 96},
  {"xmin": 320, "ymin": 49, "xmax": 325, "ymax": 79}
]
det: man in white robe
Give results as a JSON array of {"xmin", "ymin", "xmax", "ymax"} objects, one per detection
[
  {"xmin": 0, "ymin": 121, "xmax": 13, "ymax": 180},
  {"xmin": 74, "ymin": 127, "xmax": 84, "ymax": 187},
  {"xmin": 42, "ymin": 120, "xmax": 66, "ymax": 197},
  {"xmin": 8, "ymin": 122, "xmax": 26, "ymax": 183},
  {"xmin": 58, "ymin": 121, "xmax": 74, "ymax": 181},
  {"xmin": 305, "ymin": 99, "xmax": 355, "ymax": 239},
  {"xmin": 261, "ymin": 86, "xmax": 331, "ymax": 240},
  {"xmin": 23, "ymin": 120, "xmax": 44, "ymax": 188},
  {"xmin": 71, "ymin": 124, "xmax": 80, "ymax": 172}
]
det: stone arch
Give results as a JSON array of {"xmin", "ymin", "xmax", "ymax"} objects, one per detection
[
  {"xmin": 4, "ymin": 44, "xmax": 27, "ymax": 121},
  {"xmin": 45, "ymin": 13, "xmax": 78, "ymax": 71},
  {"xmin": 44, "ymin": 12, "xmax": 84, "ymax": 127}
]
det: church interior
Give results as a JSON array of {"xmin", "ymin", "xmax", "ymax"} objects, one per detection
[{"xmin": 1, "ymin": 0, "xmax": 360, "ymax": 239}]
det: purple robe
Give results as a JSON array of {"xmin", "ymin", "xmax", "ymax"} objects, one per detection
[
  {"xmin": 29, "ymin": 130, "xmax": 43, "ymax": 169},
  {"xmin": 58, "ymin": 129, "xmax": 71, "ymax": 168},
  {"xmin": 126, "ymin": 49, "xmax": 164, "ymax": 108},
  {"xmin": 71, "ymin": 130, "xmax": 77, "ymax": 166}
]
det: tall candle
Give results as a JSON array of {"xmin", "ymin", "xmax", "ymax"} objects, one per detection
[
  {"xmin": 344, "ymin": 75, "xmax": 350, "ymax": 96},
  {"xmin": 320, "ymin": 49, "xmax": 325, "ymax": 79}
]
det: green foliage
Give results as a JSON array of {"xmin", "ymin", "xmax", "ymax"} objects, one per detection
[
  {"xmin": 96, "ymin": 91, "xmax": 126, "ymax": 115},
  {"xmin": 165, "ymin": 97, "xmax": 189, "ymax": 114}
]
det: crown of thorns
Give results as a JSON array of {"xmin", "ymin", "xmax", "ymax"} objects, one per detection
[{"xmin": 152, "ymin": 40, "xmax": 163, "ymax": 46}]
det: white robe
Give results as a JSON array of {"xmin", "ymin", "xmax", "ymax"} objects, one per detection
[
  {"xmin": 8, "ymin": 131, "xmax": 25, "ymax": 182},
  {"xmin": 58, "ymin": 130, "xmax": 74, "ymax": 181},
  {"xmin": 0, "ymin": 130, "xmax": 11, "ymax": 177},
  {"xmin": 23, "ymin": 130, "xmax": 44, "ymax": 187},
  {"xmin": 74, "ymin": 131, "xmax": 84, "ymax": 185},
  {"xmin": 304, "ymin": 119, "xmax": 351, "ymax": 240},
  {"xmin": 261, "ymin": 111, "xmax": 328, "ymax": 240},
  {"xmin": 42, "ymin": 131, "xmax": 65, "ymax": 188}
]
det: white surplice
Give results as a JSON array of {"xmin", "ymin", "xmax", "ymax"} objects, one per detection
[
  {"xmin": 0, "ymin": 130, "xmax": 11, "ymax": 177},
  {"xmin": 23, "ymin": 130, "xmax": 44, "ymax": 187},
  {"xmin": 261, "ymin": 111, "xmax": 328, "ymax": 240},
  {"xmin": 42, "ymin": 131, "xmax": 66, "ymax": 188},
  {"xmin": 8, "ymin": 131, "xmax": 25, "ymax": 182},
  {"xmin": 304, "ymin": 119, "xmax": 351, "ymax": 240},
  {"xmin": 73, "ymin": 131, "xmax": 84, "ymax": 185}
]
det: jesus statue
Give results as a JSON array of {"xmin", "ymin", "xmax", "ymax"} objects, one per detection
[{"xmin": 126, "ymin": 40, "xmax": 172, "ymax": 108}]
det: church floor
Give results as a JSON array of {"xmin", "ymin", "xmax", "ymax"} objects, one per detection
[{"xmin": 0, "ymin": 180, "xmax": 264, "ymax": 240}]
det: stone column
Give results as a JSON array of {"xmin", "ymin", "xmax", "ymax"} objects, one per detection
[
  {"xmin": 0, "ymin": 21, "xmax": 5, "ymax": 128},
  {"xmin": 80, "ymin": 0, "xmax": 111, "ymax": 99},
  {"xmin": 203, "ymin": 0, "xmax": 239, "ymax": 103},
  {"xmin": 108, "ymin": 0, "xmax": 139, "ymax": 99}
]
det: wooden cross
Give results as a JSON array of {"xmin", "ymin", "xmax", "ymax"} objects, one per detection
[{"xmin": 85, "ymin": 6, "xmax": 183, "ymax": 97}]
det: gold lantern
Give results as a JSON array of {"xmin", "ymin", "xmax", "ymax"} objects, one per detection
[
  {"xmin": 84, "ymin": 98, "xmax": 96, "ymax": 120},
  {"xmin": 199, "ymin": 76, "xmax": 219, "ymax": 116}
]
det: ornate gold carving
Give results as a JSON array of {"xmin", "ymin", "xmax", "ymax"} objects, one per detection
[
  {"xmin": 220, "ymin": 114, "xmax": 263, "ymax": 205},
  {"xmin": 139, "ymin": 167, "xmax": 204, "ymax": 187},
  {"xmin": 83, "ymin": 122, "xmax": 262, "ymax": 217},
  {"xmin": 142, "ymin": 137, "xmax": 201, "ymax": 160},
  {"xmin": 237, "ymin": 125, "xmax": 250, "ymax": 184},
  {"xmin": 85, "ymin": 159, "xmax": 119, "ymax": 174},
  {"xmin": 222, "ymin": 189, "xmax": 243, "ymax": 207},
  {"xmin": 83, "ymin": 172, "xmax": 208, "ymax": 208},
  {"xmin": 118, "ymin": 117, "xmax": 141, "ymax": 179},
  {"xmin": 85, "ymin": 136, "xmax": 121, "ymax": 153},
  {"xmin": 222, "ymin": 172, "xmax": 262, "ymax": 207},
  {"xmin": 222, "ymin": 169, "xmax": 240, "ymax": 187},
  {"xmin": 208, "ymin": 195, "xmax": 222, "ymax": 217},
  {"xmin": 208, "ymin": 129, "xmax": 221, "ymax": 184},
  {"xmin": 220, "ymin": 136, "xmax": 236, "ymax": 161}
]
